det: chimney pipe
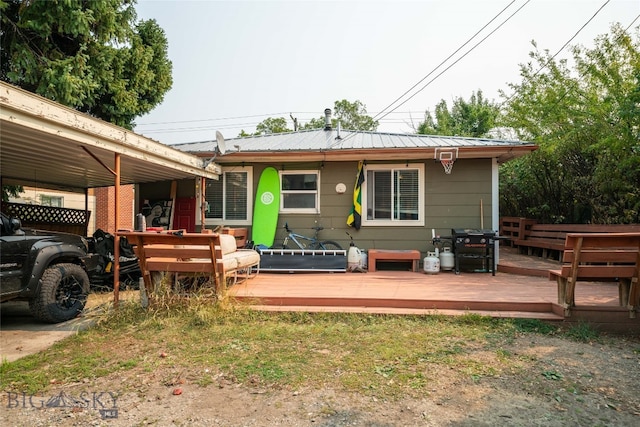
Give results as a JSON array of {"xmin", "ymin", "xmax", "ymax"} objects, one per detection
[{"xmin": 324, "ymin": 108, "xmax": 332, "ymax": 130}]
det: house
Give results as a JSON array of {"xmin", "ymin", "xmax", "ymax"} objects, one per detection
[{"xmin": 170, "ymin": 110, "xmax": 537, "ymax": 256}]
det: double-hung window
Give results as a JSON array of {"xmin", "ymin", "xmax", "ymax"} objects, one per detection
[
  {"xmin": 280, "ymin": 170, "xmax": 319, "ymax": 213},
  {"xmin": 41, "ymin": 195, "xmax": 63, "ymax": 207},
  {"xmin": 205, "ymin": 167, "xmax": 252, "ymax": 225},
  {"xmin": 363, "ymin": 163, "xmax": 424, "ymax": 226}
]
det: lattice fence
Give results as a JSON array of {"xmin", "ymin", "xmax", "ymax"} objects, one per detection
[{"xmin": 2, "ymin": 202, "xmax": 90, "ymax": 236}]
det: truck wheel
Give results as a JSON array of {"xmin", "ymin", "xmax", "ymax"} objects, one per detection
[{"xmin": 29, "ymin": 263, "xmax": 90, "ymax": 323}]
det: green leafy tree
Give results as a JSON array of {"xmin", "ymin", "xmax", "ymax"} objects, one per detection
[
  {"xmin": 1, "ymin": 185, "xmax": 22, "ymax": 202},
  {"xmin": 301, "ymin": 99, "xmax": 378, "ymax": 131},
  {"xmin": 253, "ymin": 117, "xmax": 291, "ymax": 135},
  {"xmin": 417, "ymin": 90, "xmax": 499, "ymax": 137},
  {"xmin": 500, "ymin": 23, "xmax": 640, "ymax": 224},
  {"xmin": 0, "ymin": 0, "xmax": 172, "ymax": 129}
]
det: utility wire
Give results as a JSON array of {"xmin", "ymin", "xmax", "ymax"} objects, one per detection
[
  {"xmin": 371, "ymin": 0, "xmax": 521, "ymax": 123},
  {"xmin": 502, "ymin": 12, "xmax": 640, "ymax": 136},
  {"xmin": 373, "ymin": 0, "xmax": 531, "ymax": 125},
  {"xmin": 139, "ymin": 1, "xmax": 635, "ymax": 141},
  {"xmin": 136, "ymin": 112, "xmax": 297, "ymax": 127},
  {"xmin": 140, "ymin": 1, "xmax": 526, "ymax": 139},
  {"xmin": 500, "ymin": 0, "xmax": 612, "ymax": 107},
  {"xmin": 325, "ymin": 1, "xmax": 531, "ymax": 148}
]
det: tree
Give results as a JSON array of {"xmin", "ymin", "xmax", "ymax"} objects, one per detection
[
  {"xmin": 301, "ymin": 99, "xmax": 379, "ymax": 131},
  {"xmin": 417, "ymin": 90, "xmax": 499, "ymax": 137},
  {"xmin": 0, "ymin": 0, "xmax": 172, "ymax": 129},
  {"xmin": 2, "ymin": 185, "xmax": 22, "ymax": 202},
  {"xmin": 253, "ymin": 117, "xmax": 291, "ymax": 135},
  {"xmin": 500, "ymin": 23, "xmax": 640, "ymax": 224}
]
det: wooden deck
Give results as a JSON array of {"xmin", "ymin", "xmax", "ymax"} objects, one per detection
[{"xmin": 228, "ymin": 247, "xmax": 639, "ymax": 333}]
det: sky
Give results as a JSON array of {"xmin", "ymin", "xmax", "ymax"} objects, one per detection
[{"xmin": 132, "ymin": 0, "xmax": 639, "ymax": 145}]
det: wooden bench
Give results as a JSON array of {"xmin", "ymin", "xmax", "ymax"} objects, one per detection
[
  {"xmin": 368, "ymin": 249, "xmax": 421, "ymax": 272},
  {"xmin": 119, "ymin": 232, "xmax": 260, "ymax": 297},
  {"xmin": 499, "ymin": 216, "xmax": 536, "ymax": 247},
  {"xmin": 512, "ymin": 222, "xmax": 640, "ymax": 260},
  {"xmin": 548, "ymin": 233, "xmax": 640, "ymax": 318}
]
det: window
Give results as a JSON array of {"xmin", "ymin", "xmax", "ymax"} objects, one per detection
[
  {"xmin": 363, "ymin": 164, "xmax": 424, "ymax": 226},
  {"xmin": 205, "ymin": 168, "xmax": 252, "ymax": 224},
  {"xmin": 41, "ymin": 195, "xmax": 63, "ymax": 207},
  {"xmin": 280, "ymin": 170, "xmax": 319, "ymax": 213}
]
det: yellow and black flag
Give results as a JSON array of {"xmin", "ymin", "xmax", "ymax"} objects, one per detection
[{"xmin": 347, "ymin": 161, "xmax": 365, "ymax": 230}]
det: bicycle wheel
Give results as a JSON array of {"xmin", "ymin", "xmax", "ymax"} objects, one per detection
[{"xmin": 314, "ymin": 240, "xmax": 343, "ymax": 250}]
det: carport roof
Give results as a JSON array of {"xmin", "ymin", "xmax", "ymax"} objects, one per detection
[{"xmin": 0, "ymin": 82, "xmax": 220, "ymax": 193}]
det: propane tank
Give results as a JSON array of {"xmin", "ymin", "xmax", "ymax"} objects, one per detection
[
  {"xmin": 439, "ymin": 247, "xmax": 455, "ymax": 271},
  {"xmin": 423, "ymin": 251, "xmax": 440, "ymax": 274},
  {"xmin": 348, "ymin": 242, "xmax": 362, "ymax": 271}
]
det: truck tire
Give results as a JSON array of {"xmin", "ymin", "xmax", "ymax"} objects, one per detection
[{"xmin": 29, "ymin": 263, "xmax": 90, "ymax": 323}]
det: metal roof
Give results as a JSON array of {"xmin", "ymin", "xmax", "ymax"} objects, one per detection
[
  {"xmin": 174, "ymin": 128, "xmax": 537, "ymax": 163},
  {"xmin": 0, "ymin": 82, "xmax": 220, "ymax": 193}
]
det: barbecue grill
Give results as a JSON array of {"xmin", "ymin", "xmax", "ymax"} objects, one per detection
[{"xmin": 451, "ymin": 229, "xmax": 499, "ymax": 275}]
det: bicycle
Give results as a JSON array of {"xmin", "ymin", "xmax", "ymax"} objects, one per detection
[{"xmin": 281, "ymin": 222, "xmax": 343, "ymax": 250}]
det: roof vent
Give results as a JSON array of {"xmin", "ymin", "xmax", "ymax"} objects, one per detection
[{"xmin": 324, "ymin": 108, "xmax": 332, "ymax": 130}]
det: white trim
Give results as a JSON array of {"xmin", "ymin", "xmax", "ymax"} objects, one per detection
[
  {"xmin": 279, "ymin": 170, "xmax": 320, "ymax": 214},
  {"xmin": 492, "ymin": 158, "xmax": 500, "ymax": 266},
  {"xmin": 361, "ymin": 163, "xmax": 425, "ymax": 227}
]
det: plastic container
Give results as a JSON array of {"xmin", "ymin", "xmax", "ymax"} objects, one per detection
[{"xmin": 348, "ymin": 244, "xmax": 362, "ymax": 270}]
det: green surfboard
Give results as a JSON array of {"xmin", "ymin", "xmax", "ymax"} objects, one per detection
[{"xmin": 252, "ymin": 167, "xmax": 280, "ymax": 248}]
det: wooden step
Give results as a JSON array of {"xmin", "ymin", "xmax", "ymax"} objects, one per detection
[
  {"xmin": 232, "ymin": 295, "xmax": 556, "ymax": 313},
  {"xmin": 243, "ymin": 304, "xmax": 564, "ymax": 320}
]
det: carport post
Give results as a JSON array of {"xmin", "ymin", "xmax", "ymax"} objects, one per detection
[{"xmin": 113, "ymin": 153, "xmax": 121, "ymax": 307}]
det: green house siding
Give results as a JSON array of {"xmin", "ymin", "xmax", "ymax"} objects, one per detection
[{"xmin": 243, "ymin": 160, "xmax": 494, "ymax": 256}]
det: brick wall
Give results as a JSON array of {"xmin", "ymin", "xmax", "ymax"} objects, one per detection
[{"xmin": 94, "ymin": 185, "xmax": 134, "ymax": 233}]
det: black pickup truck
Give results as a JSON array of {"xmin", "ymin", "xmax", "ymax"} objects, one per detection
[{"xmin": 0, "ymin": 211, "xmax": 99, "ymax": 323}]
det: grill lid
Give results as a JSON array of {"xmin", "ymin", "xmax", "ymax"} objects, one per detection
[{"xmin": 451, "ymin": 228, "xmax": 496, "ymax": 237}]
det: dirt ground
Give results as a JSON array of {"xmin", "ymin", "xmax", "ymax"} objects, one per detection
[{"xmin": 2, "ymin": 330, "xmax": 639, "ymax": 426}]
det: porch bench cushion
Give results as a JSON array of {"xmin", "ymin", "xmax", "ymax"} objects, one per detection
[
  {"xmin": 219, "ymin": 234, "xmax": 260, "ymax": 270},
  {"xmin": 229, "ymin": 249, "xmax": 261, "ymax": 268},
  {"xmin": 182, "ymin": 234, "xmax": 260, "ymax": 279}
]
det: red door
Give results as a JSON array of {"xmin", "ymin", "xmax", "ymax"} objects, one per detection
[{"xmin": 174, "ymin": 197, "xmax": 196, "ymax": 232}]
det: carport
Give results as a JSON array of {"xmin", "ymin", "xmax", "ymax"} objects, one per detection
[{"xmin": 0, "ymin": 82, "xmax": 221, "ymax": 302}]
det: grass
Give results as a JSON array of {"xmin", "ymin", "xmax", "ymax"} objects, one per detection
[{"xmin": 0, "ymin": 293, "xmax": 621, "ymax": 399}]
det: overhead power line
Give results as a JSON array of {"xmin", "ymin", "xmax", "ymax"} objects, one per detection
[
  {"xmin": 372, "ymin": 0, "xmax": 523, "ymax": 123},
  {"xmin": 500, "ymin": 0, "xmax": 612, "ymax": 107},
  {"xmin": 373, "ymin": 0, "xmax": 531, "ymax": 126}
]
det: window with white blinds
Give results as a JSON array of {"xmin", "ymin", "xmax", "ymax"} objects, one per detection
[{"xmin": 205, "ymin": 168, "xmax": 252, "ymax": 224}]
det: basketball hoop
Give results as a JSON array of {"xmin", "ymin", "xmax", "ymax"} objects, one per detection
[
  {"xmin": 435, "ymin": 147, "xmax": 458, "ymax": 174},
  {"xmin": 441, "ymin": 159, "xmax": 454, "ymax": 174}
]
